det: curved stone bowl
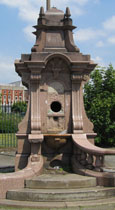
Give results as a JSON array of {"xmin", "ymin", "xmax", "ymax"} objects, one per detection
[{"xmin": 45, "ymin": 136, "xmax": 67, "ymax": 150}]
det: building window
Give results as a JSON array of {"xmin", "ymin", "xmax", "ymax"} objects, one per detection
[
  {"xmin": 3, "ymin": 95, "xmax": 6, "ymax": 104},
  {"xmin": 19, "ymin": 96, "xmax": 22, "ymax": 101},
  {"xmin": 8, "ymin": 91, "xmax": 11, "ymax": 94},
  {"xmin": 15, "ymin": 96, "xmax": 18, "ymax": 102},
  {"xmin": 8, "ymin": 95, "xmax": 11, "ymax": 103},
  {"xmin": 4, "ymin": 90, "xmax": 6, "ymax": 94}
]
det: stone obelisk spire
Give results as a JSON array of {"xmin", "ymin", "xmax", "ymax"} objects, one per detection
[{"xmin": 46, "ymin": 0, "xmax": 51, "ymax": 11}]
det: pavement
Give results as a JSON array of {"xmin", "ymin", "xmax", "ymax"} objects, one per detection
[{"xmin": 0, "ymin": 149, "xmax": 16, "ymax": 168}]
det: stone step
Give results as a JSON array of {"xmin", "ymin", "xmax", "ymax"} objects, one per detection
[
  {"xmin": 1, "ymin": 197, "xmax": 115, "ymax": 210},
  {"xmin": 25, "ymin": 174, "xmax": 96, "ymax": 189},
  {"xmin": 6, "ymin": 187, "xmax": 115, "ymax": 202}
]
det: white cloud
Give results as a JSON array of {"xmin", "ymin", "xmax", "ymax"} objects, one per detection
[
  {"xmin": 93, "ymin": 56, "xmax": 105, "ymax": 66},
  {"xmin": 108, "ymin": 36, "xmax": 115, "ymax": 44},
  {"xmin": 69, "ymin": 0, "xmax": 99, "ymax": 6},
  {"xmin": 23, "ymin": 25, "xmax": 35, "ymax": 43},
  {"xmin": 18, "ymin": 7, "xmax": 38, "ymax": 22},
  {"xmin": 0, "ymin": 0, "xmax": 102, "ymax": 45},
  {"xmin": 103, "ymin": 16, "xmax": 115, "ymax": 31},
  {"xmin": 94, "ymin": 0, "xmax": 100, "ymax": 4},
  {"xmin": 0, "ymin": 0, "xmax": 26, "ymax": 7},
  {"xmin": 0, "ymin": 0, "xmax": 40, "ymax": 23},
  {"xmin": 0, "ymin": 0, "xmax": 99, "ymax": 23},
  {"xmin": 0, "ymin": 62, "xmax": 13, "ymax": 71},
  {"xmin": 0, "ymin": 0, "xmax": 93, "ymax": 46},
  {"xmin": 70, "ymin": 6, "xmax": 84, "ymax": 16},
  {"xmin": 0, "ymin": 56, "xmax": 20, "ymax": 84},
  {"xmin": 51, "ymin": 0, "xmax": 88, "ymax": 8},
  {"xmin": 72, "ymin": 0, "xmax": 89, "ymax": 6},
  {"xmin": 74, "ymin": 28, "xmax": 105, "ymax": 42},
  {"xmin": 96, "ymin": 41, "xmax": 104, "ymax": 47}
]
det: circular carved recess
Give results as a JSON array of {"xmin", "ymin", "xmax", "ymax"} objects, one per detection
[{"xmin": 50, "ymin": 101, "xmax": 61, "ymax": 112}]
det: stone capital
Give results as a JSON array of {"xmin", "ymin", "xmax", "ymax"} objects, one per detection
[
  {"xmin": 30, "ymin": 72, "xmax": 41, "ymax": 82},
  {"xmin": 71, "ymin": 73, "xmax": 83, "ymax": 82},
  {"xmin": 28, "ymin": 134, "xmax": 44, "ymax": 143}
]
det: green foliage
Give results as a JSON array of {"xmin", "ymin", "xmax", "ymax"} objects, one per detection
[
  {"xmin": 84, "ymin": 64, "xmax": 115, "ymax": 147},
  {"xmin": 0, "ymin": 113, "xmax": 22, "ymax": 133},
  {"xmin": 11, "ymin": 101, "xmax": 27, "ymax": 113},
  {"xmin": 0, "ymin": 133, "xmax": 17, "ymax": 148},
  {"xmin": 0, "ymin": 101, "xmax": 27, "ymax": 135},
  {"xmin": 0, "ymin": 94, "xmax": 2, "ymax": 113}
]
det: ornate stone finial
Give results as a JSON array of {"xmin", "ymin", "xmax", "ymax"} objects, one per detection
[
  {"xmin": 39, "ymin": 7, "xmax": 45, "ymax": 18},
  {"xmin": 65, "ymin": 7, "xmax": 71, "ymax": 18},
  {"xmin": 46, "ymin": 0, "xmax": 51, "ymax": 11}
]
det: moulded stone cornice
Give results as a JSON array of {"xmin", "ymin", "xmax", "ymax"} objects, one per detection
[
  {"xmin": 15, "ymin": 64, "xmax": 30, "ymax": 79},
  {"xmin": 33, "ymin": 24, "xmax": 76, "ymax": 31},
  {"xmin": 25, "ymin": 62, "xmax": 45, "ymax": 71},
  {"xmin": 45, "ymin": 52, "xmax": 72, "ymax": 65}
]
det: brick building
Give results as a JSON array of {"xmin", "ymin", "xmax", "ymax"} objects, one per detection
[{"xmin": 0, "ymin": 81, "xmax": 28, "ymax": 105}]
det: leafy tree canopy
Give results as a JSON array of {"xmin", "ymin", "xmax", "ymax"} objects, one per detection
[
  {"xmin": 84, "ymin": 64, "xmax": 115, "ymax": 147},
  {"xmin": 11, "ymin": 101, "xmax": 27, "ymax": 114},
  {"xmin": 0, "ymin": 94, "xmax": 2, "ymax": 113}
]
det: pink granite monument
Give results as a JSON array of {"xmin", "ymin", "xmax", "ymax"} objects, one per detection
[
  {"xmin": 15, "ymin": 0, "xmax": 115, "ymax": 183},
  {"xmin": 1, "ymin": 1, "xmax": 115, "ymax": 199}
]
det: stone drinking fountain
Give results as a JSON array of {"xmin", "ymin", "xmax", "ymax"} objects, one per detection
[
  {"xmin": 15, "ymin": 0, "xmax": 115, "ymax": 183},
  {"xmin": 15, "ymin": 1, "xmax": 97, "ymax": 170},
  {"xmin": 0, "ymin": 0, "xmax": 115, "ymax": 200}
]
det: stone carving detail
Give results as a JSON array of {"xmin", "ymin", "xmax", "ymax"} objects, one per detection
[
  {"xmin": 21, "ymin": 72, "xmax": 30, "ymax": 88},
  {"xmin": 48, "ymin": 81, "xmax": 64, "ymax": 94},
  {"xmin": 83, "ymin": 74, "xmax": 89, "ymax": 81},
  {"xmin": 31, "ymin": 72, "xmax": 41, "ymax": 81},
  {"xmin": 14, "ymin": 4, "xmax": 99, "ymax": 177},
  {"xmin": 72, "ymin": 73, "xmax": 90, "ymax": 83},
  {"xmin": 47, "ymin": 58, "xmax": 68, "ymax": 79},
  {"xmin": 72, "ymin": 74, "xmax": 83, "ymax": 81}
]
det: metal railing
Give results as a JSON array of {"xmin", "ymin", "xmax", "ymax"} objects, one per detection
[{"xmin": 0, "ymin": 104, "xmax": 25, "ymax": 148}]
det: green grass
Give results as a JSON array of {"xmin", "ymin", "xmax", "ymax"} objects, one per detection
[
  {"xmin": 0, "ymin": 133, "xmax": 17, "ymax": 148},
  {"xmin": 0, "ymin": 207, "xmax": 79, "ymax": 210},
  {"xmin": 0, "ymin": 207, "xmax": 46, "ymax": 210},
  {"xmin": 0, "ymin": 207, "xmax": 50, "ymax": 210}
]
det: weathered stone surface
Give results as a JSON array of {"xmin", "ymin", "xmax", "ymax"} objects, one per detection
[
  {"xmin": 1, "ymin": 2, "xmax": 115, "ymax": 204},
  {"xmin": 15, "ymin": 1, "xmax": 97, "ymax": 171},
  {"xmin": 25, "ymin": 174, "xmax": 96, "ymax": 189},
  {"xmin": 1, "ymin": 197, "xmax": 115, "ymax": 210},
  {"xmin": 0, "ymin": 156, "xmax": 43, "ymax": 199},
  {"xmin": 6, "ymin": 187, "xmax": 115, "ymax": 202}
]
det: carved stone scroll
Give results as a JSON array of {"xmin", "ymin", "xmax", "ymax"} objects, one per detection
[
  {"xmin": 30, "ymin": 71, "xmax": 42, "ymax": 134},
  {"xmin": 72, "ymin": 73, "xmax": 83, "ymax": 133}
]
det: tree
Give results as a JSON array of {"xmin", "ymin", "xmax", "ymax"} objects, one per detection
[
  {"xmin": 0, "ymin": 94, "xmax": 2, "ymax": 114},
  {"xmin": 11, "ymin": 101, "xmax": 27, "ymax": 114},
  {"xmin": 84, "ymin": 64, "xmax": 115, "ymax": 147}
]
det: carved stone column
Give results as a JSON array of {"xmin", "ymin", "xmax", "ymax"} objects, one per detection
[
  {"xmin": 28, "ymin": 134, "xmax": 44, "ymax": 162},
  {"xmin": 71, "ymin": 73, "xmax": 83, "ymax": 134},
  {"xmin": 30, "ymin": 69, "xmax": 42, "ymax": 134},
  {"xmin": 27, "ymin": 64, "xmax": 44, "ymax": 162}
]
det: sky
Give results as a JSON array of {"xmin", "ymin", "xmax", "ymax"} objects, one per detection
[{"xmin": 0, "ymin": 0, "xmax": 115, "ymax": 84}]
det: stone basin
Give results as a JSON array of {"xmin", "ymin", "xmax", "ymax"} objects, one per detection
[{"xmin": 44, "ymin": 135, "xmax": 70, "ymax": 150}]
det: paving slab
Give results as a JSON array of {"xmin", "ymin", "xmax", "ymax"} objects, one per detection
[
  {"xmin": 0, "ymin": 150, "xmax": 15, "ymax": 168},
  {"xmin": 6, "ymin": 186, "xmax": 115, "ymax": 202},
  {"xmin": 0, "ymin": 197, "xmax": 115, "ymax": 210},
  {"xmin": 25, "ymin": 174, "xmax": 96, "ymax": 189}
]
